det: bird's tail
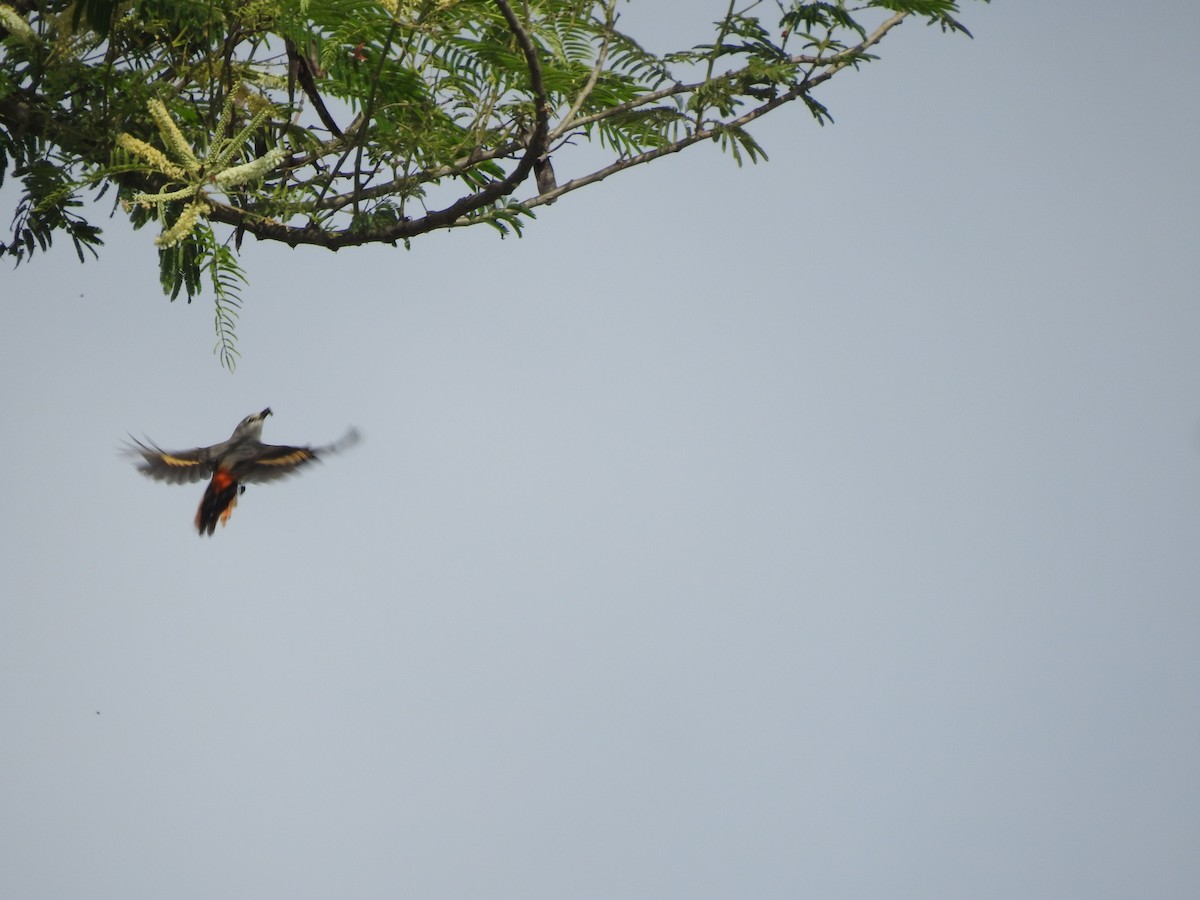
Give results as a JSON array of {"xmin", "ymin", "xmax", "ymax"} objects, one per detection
[{"xmin": 196, "ymin": 469, "xmax": 242, "ymax": 536}]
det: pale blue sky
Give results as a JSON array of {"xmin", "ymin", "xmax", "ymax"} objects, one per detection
[{"xmin": 3, "ymin": 3, "xmax": 1199, "ymax": 898}]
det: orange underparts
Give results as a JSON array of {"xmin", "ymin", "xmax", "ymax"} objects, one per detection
[{"xmin": 195, "ymin": 468, "xmax": 240, "ymax": 536}]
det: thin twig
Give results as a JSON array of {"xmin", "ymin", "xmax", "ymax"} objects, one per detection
[{"xmin": 550, "ymin": 0, "xmax": 619, "ymax": 141}]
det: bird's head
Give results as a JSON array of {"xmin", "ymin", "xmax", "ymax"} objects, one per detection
[{"xmin": 232, "ymin": 407, "xmax": 272, "ymax": 439}]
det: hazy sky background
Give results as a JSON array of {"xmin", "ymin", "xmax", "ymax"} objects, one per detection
[{"xmin": 3, "ymin": 2, "xmax": 1199, "ymax": 898}]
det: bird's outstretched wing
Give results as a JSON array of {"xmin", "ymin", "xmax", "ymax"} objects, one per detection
[
  {"xmin": 239, "ymin": 444, "xmax": 321, "ymax": 483},
  {"xmin": 239, "ymin": 428, "xmax": 361, "ymax": 484},
  {"xmin": 127, "ymin": 438, "xmax": 215, "ymax": 485}
]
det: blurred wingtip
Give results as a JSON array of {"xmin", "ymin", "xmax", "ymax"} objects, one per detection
[{"xmin": 327, "ymin": 427, "xmax": 362, "ymax": 455}]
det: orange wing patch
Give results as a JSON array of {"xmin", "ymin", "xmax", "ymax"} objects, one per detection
[
  {"xmin": 160, "ymin": 454, "xmax": 205, "ymax": 468},
  {"xmin": 259, "ymin": 449, "xmax": 316, "ymax": 466}
]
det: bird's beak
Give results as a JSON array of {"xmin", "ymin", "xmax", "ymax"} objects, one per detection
[{"xmin": 261, "ymin": 407, "xmax": 273, "ymax": 419}]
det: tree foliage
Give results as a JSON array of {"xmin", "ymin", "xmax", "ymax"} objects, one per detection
[{"xmin": 0, "ymin": 0, "xmax": 985, "ymax": 365}]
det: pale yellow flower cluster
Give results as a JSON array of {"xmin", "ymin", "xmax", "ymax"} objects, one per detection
[
  {"xmin": 147, "ymin": 99, "xmax": 201, "ymax": 175},
  {"xmin": 116, "ymin": 92, "xmax": 285, "ymax": 247},
  {"xmin": 155, "ymin": 200, "xmax": 211, "ymax": 248},
  {"xmin": 0, "ymin": 3, "xmax": 35, "ymax": 43},
  {"xmin": 213, "ymin": 146, "xmax": 285, "ymax": 188},
  {"xmin": 116, "ymin": 134, "xmax": 186, "ymax": 181}
]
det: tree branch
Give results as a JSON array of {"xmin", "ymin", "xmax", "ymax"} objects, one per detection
[
  {"xmin": 516, "ymin": 11, "xmax": 911, "ymax": 211},
  {"xmin": 1, "ymin": 0, "xmax": 974, "ymax": 270},
  {"xmin": 205, "ymin": 0, "xmax": 550, "ymax": 248}
]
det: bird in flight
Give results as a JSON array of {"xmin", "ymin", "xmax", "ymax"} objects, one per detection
[{"xmin": 128, "ymin": 408, "xmax": 359, "ymax": 535}]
